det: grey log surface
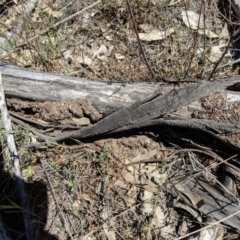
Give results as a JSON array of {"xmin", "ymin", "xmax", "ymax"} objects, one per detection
[
  {"xmin": 2, "ymin": 63, "xmax": 240, "ymax": 151},
  {"xmin": 0, "ymin": 63, "xmax": 162, "ymax": 116}
]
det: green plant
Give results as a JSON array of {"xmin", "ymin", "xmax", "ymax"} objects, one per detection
[
  {"xmin": 68, "ymin": 180, "xmax": 75, "ymax": 192},
  {"xmin": 97, "ymin": 146, "xmax": 110, "ymax": 174}
]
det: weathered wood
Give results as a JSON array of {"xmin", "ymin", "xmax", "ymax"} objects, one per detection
[
  {"xmin": 0, "ymin": 63, "xmax": 162, "ymax": 116},
  {"xmin": 175, "ymin": 176, "xmax": 240, "ymax": 230},
  {"xmin": 54, "ymin": 78, "xmax": 240, "ymax": 144},
  {"xmin": 2, "ymin": 64, "xmax": 240, "ymax": 152}
]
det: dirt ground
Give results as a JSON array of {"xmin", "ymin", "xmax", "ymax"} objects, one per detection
[{"xmin": 0, "ymin": 95, "xmax": 239, "ymax": 239}]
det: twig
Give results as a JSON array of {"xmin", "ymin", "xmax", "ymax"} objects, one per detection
[
  {"xmin": 125, "ymin": 148, "xmax": 239, "ymax": 173},
  {"xmin": 10, "ymin": 115, "xmax": 52, "ymax": 141},
  {"xmin": 125, "ymin": 0, "xmax": 156, "ymax": 80},
  {"xmin": 0, "ymin": 72, "xmax": 33, "ymax": 240},
  {"xmin": 81, "ymin": 203, "xmax": 141, "ymax": 240},
  {"xmin": 0, "ymin": 21, "xmax": 52, "ymax": 71},
  {"xmin": 40, "ymin": 159, "xmax": 73, "ymax": 240},
  {"xmin": 183, "ymin": 0, "xmax": 203, "ymax": 79},
  {"xmin": 11, "ymin": 0, "xmax": 39, "ymax": 40},
  {"xmin": 0, "ymin": 0, "xmax": 101, "ymax": 60},
  {"xmin": 9, "ymin": 111, "xmax": 79, "ymax": 130},
  {"xmin": 204, "ymin": 57, "xmax": 240, "ymax": 73},
  {"xmin": 207, "ymin": 34, "xmax": 233, "ymax": 81},
  {"xmin": 212, "ymin": 0, "xmax": 240, "ymax": 27}
]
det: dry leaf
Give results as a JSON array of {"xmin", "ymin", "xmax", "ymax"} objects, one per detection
[
  {"xmin": 62, "ymin": 49, "xmax": 72, "ymax": 60},
  {"xmin": 13, "ymin": 49, "xmax": 35, "ymax": 66},
  {"xmin": 139, "ymin": 28, "xmax": 174, "ymax": 41},
  {"xmin": 152, "ymin": 206, "xmax": 177, "ymax": 238},
  {"xmin": 198, "ymin": 29, "xmax": 218, "ymax": 38},
  {"xmin": 181, "ymin": 11, "xmax": 204, "ymax": 30},
  {"xmin": 77, "ymin": 55, "xmax": 92, "ymax": 66},
  {"xmin": 15, "ymin": 5, "xmax": 23, "ymax": 14},
  {"xmin": 92, "ymin": 44, "xmax": 108, "ymax": 59},
  {"xmin": 168, "ymin": 0, "xmax": 182, "ymax": 6},
  {"xmin": 122, "ymin": 150, "xmax": 167, "ymax": 193},
  {"xmin": 219, "ymin": 23, "xmax": 229, "ymax": 38},
  {"xmin": 139, "ymin": 24, "xmax": 159, "ymax": 32},
  {"xmin": 71, "ymin": 200, "xmax": 81, "ymax": 211},
  {"xmin": 92, "ymin": 44, "xmax": 113, "ymax": 60},
  {"xmin": 115, "ymin": 53, "xmax": 125, "ymax": 60},
  {"xmin": 41, "ymin": 3, "xmax": 63, "ymax": 18},
  {"xmin": 209, "ymin": 46, "xmax": 223, "ymax": 62},
  {"xmin": 5, "ymin": 18, "xmax": 13, "ymax": 28},
  {"xmin": 77, "ymin": 193, "xmax": 93, "ymax": 203},
  {"xmin": 141, "ymin": 190, "xmax": 154, "ymax": 215},
  {"xmin": 105, "ymin": 35, "xmax": 113, "ymax": 41}
]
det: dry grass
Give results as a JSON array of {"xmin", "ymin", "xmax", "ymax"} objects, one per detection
[{"xmin": 0, "ymin": 0, "xmax": 240, "ymax": 82}]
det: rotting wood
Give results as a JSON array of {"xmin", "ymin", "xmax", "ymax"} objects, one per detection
[
  {"xmin": 0, "ymin": 63, "xmax": 162, "ymax": 116},
  {"xmin": 2, "ymin": 64, "xmax": 240, "ymax": 152},
  {"xmin": 53, "ymin": 78, "xmax": 240, "ymax": 145}
]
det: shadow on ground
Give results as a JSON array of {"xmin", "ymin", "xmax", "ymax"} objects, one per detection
[{"xmin": 0, "ymin": 154, "xmax": 58, "ymax": 240}]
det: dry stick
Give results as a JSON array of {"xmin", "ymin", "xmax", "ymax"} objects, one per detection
[
  {"xmin": 40, "ymin": 159, "xmax": 73, "ymax": 240},
  {"xmin": 212, "ymin": 0, "xmax": 240, "ymax": 27},
  {"xmin": 0, "ymin": 72, "xmax": 33, "ymax": 240},
  {"xmin": 207, "ymin": 34, "xmax": 233, "ymax": 81},
  {"xmin": 0, "ymin": 0, "xmax": 101, "ymax": 60},
  {"xmin": 125, "ymin": 0, "xmax": 155, "ymax": 80},
  {"xmin": 204, "ymin": 57, "xmax": 240, "ymax": 73},
  {"xmin": 0, "ymin": 21, "xmax": 52, "ymax": 71},
  {"xmin": 9, "ymin": 111, "xmax": 79, "ymax": 130},
  {"xmin": 11, "ymin": 0, "xmax": 39, "ymax": 40},
  {"xmin": 81, "ymin": 203, "xmax": 141, "ymax": 240},
  {"xmin": 206, "ymin": 2, "xmax": 239, "ymax": 79},
  {"xmin": 213, "ymin": 0, "xmax": 240, "ymax": 40},
  {"xmin": 124, "ymin": 148, "xmax": 240, "ymax": 176},
  {"xmin": 125, "ymin": 146, "xmax": 240, "ymax": 201},
  {"xmin": 183, "ymin": 0, "xmax": 203, "ymax": 79}
]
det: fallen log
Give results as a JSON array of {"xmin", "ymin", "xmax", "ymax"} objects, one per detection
[
  {"xmin": 2, "ymin": 64, "xmax": 240, "ymax": 235},
  {"xmin": 0, "ymin": 63, "xmax": 161, "ymax": 116},
  {"xmin": 2, "ymin": 63, "xmax": 240, "ymax": 152}
]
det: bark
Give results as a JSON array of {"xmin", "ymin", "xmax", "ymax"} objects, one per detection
[
  {"xmin": 0, "ymin": 63, "xmax": 160, "ymax": 116},
  {"xmin": 2, "ymin": 63, "xmax": 240, "ymax": 233}
]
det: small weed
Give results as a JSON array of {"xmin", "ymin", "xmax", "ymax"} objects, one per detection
[
  {"xmin": 97, "ymin": 146, "xmax": 110, "ymax": 174},
  {"xmin": 26, "ymin": 165, "xmax": 33, "ymax": 178},
  {"xmin": 68, "ymin": 180, "xmax": 75, "ymax": 192}
]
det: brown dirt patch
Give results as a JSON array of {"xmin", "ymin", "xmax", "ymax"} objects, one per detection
[{"xmin": 7, "ymin": 98, "xmax": 102, "ymax": 126}]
